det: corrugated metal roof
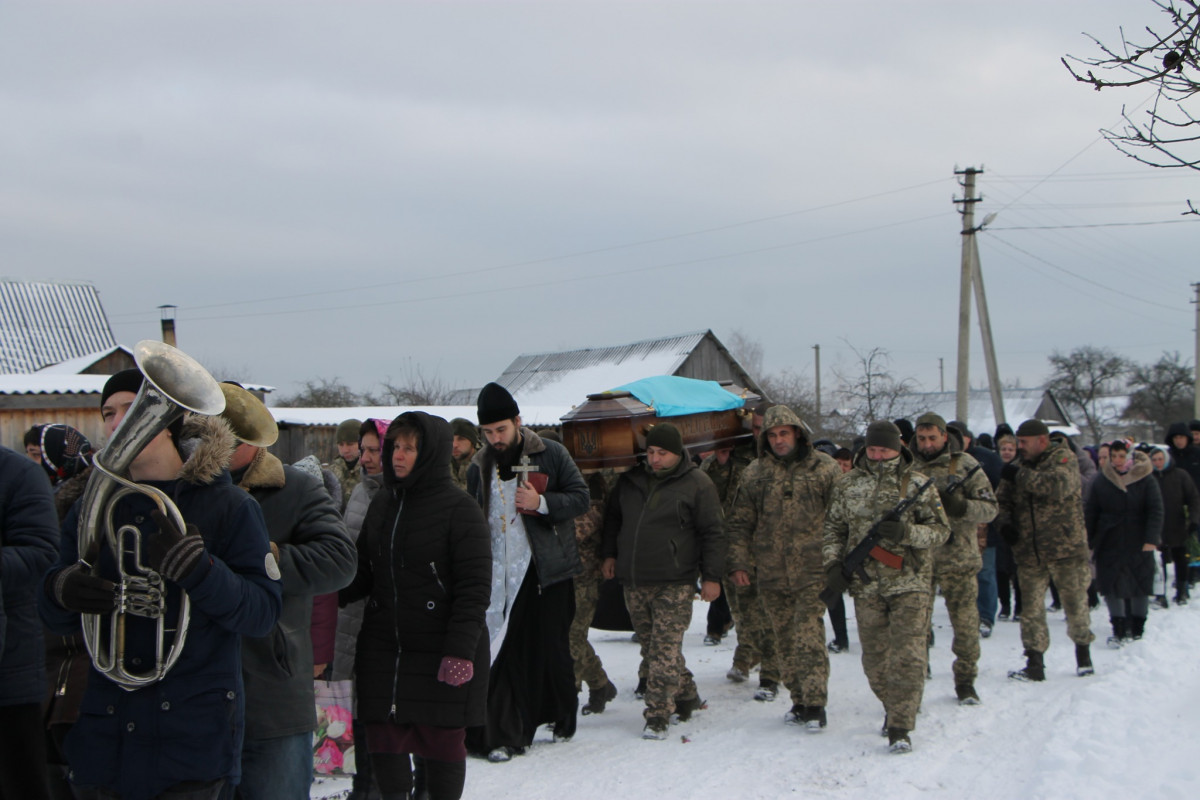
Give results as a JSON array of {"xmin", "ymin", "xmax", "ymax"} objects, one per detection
[
  {"xmin": 495, "ymin": 331, "xmax": 710, "ymax": 408},
  {"xmin": 0, "ymin": 280, "xmax": 117, "ymax": 373},
  {"xmin": 0, "ymin": 373, "xmax": 275, "ymax": 397}
]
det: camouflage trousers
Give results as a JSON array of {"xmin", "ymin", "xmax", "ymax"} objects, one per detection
[
  {"xmin": 855, "ymin": 590, "xmax": 932, "ymax": 731},
  {"xmin": 727, "ymin": 577, "xmax": 779, "ymax": 683},
  {"xmin": 1017, "ymin": 556, "xmax": 1095, "ymax": 653},
  {"xmin": 624, "ymin": 584, "xmax": 698, "ymax": 721},
  {"xmin": 759, "ymin": 584, "xmax": 828, "ymax": 707},
  {"xmin": 570, "ymin": 575, "xmax": 610, "ymax": 691},
  {"xmin": 931, "ymin": 569, "xmax": 981, "ymax": 685}
]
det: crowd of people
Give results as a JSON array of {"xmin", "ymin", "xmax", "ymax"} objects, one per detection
[{"xmin": 3, "ymin": 371, "xmax": 1197, "ymax": 799}]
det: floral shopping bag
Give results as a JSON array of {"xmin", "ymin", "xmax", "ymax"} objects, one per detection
[{"xmin": 313, "ymin": 679, "xmax": 356, "ymax": 776}]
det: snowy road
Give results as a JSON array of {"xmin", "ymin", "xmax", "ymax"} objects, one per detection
[{"xmin": 314, "ymin": 590, "xmax": 1200, "ymax": 799}]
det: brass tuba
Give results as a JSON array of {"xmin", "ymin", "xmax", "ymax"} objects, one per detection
[{"xmin": 77, "ymin": 340, "xmax": 226, "ymax": 691}]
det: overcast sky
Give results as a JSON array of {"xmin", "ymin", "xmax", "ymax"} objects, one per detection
[{"xmin": 2, "ymin": 1, "xmax": 1196, "ymax": 405}]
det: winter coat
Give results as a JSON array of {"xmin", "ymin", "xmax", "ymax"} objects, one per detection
[
  {"xmin": 0, "ymin": 446, "xmax": 58, "ymax": 706},
  {"xmin": 332, "ymin": 471, "xmax": 383, "ymax": 682},
  {"xmin": 726, "ymin": 405, "xmax": 841, "ymax": 592},
  {"xmin": 1086, "ymin": 451, "xmax": 1164, "ymax": 598},
  {"xmin": 44, "ymin": 469, "xmax": 92, "ymax": 729},
  {"xmin": 329, "ymin": 455, "xmax": 362, "ymax": 512},
  {"xmin": 997, "ymin": 439, "xmax": 1089, "ymax": 567},
  {"xmin": 466, "ymin": 427, "xmax": 588, "ymax": 589},
  {"xmin": 910, "ymin": 439, "xmax": 997, "ymax": 575},
  {"xmin": 602, "ymin": 455, "xmax": 726, "ymax": 587},
  {"xmin": 1153, "ymin": 456, "xmax": 1200, "ymax": 548},
  {"xmin": 39, "ymin": 415, "xmax": 282, "ymax": 800},
  {"xmin": 700, "ymin": 440, "xmax": 756, "ymax": 513},
  {"xmin": 342, "ymin": 412, "xmax": 491, "ymax": 729},
  {"xmin": 236, "ymin": 450, "xmax": 357, "ymax": 740},
  {"xmin": 822, "ymin": 447, "xmax": 950, "ymax": 599},
  {"xmin": 1165, "ymin": 422, "xmax": 1200, "ymax": 496}
]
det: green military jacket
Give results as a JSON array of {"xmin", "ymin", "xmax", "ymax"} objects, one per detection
[
  {"xmin": 328, "ymin": 456, "xmax": 361, "ymax": 512},
  {"xmin": 726, "ymin": 405, "xmax": 842, "ymax": 592},
  {"xmin": 822, "ymin": 447, "xmax": 950, "ymax": 598},
  {"xmin": 450, "ymin": 452, "xmax": 473, "ymax": 491},
  {"xmin": 910, "ymin": 441, "xmax": 997, "ymax": 575},
  {"xmin": 700, "ymin": 440, "xmax": 755, "ymax": 514},
  {"xmin": 997, "ymin": 438, "xmax": 1089, "ymax": 566}
]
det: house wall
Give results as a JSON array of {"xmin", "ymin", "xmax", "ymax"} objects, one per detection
[
  {"xmin": 675, "ymin": 335, "xmax": 761, "ymax": 392},
  {"xmin": 0, "ymin": 403, "xmax": 107, "ymax": 451}
]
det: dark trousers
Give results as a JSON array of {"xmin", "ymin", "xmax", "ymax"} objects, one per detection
[
  {"xmin": 1165, "ymin": 547, "xmax": 1191, "ymax": 598},
  {"xmin": 72, "ymin": 781, "xmax": 223, "ymax": 800},
  {"xmin": 826, "ymin": 594, "xmax": 848, "ymax": 647},
  {"xmin": 373, "ymin": 754, "xmax": 463, "ymax": 800},
  {"xmin": 997, "ymin": 569, "xmax": 1021, "ymax": 615},
  {"xmin": 0, "ymin": 702, "xmax": 52, "ymax": 800},
  {"xmin": 706, "ymin": 589, "xmax": 732, "ymax": 637}
]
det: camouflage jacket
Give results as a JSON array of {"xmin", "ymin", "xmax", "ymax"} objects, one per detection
[
  {"xmin": 822, "ymin": 448, "xmax": 950, "ymax": 598},
  {"xmin": 910, "ymin": 443, "xmax": 997, "ymax": 574},
  {"xmin": 700, "ymin": 440, "xmax": 756, "ymax": 514},
  {"xmin": 996, "ymin": 438, "xmax": 1089, "ymax": 566},
  {"xmin": 450, "ymin": 452, "xmax": 473, "ymax": 491},
  {"xmin": 574, "ymin": 500, "xmax": 605, "ymax": 581},
  {"xmin": 328, "ymin": 456, "xmax": 361, "ymax": 512},
  {"xmin": 726, "ymin": 406, "xmax": 842, "ymax": 592}
]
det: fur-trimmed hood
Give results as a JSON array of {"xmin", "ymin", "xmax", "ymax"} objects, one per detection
[
  {"xmin": 234, "ymin": 446, "xmax": 286, "ymax": 492},
  {"xmin": 177, "ymin": 413, "xmax": 239, "ymax": 486},
  {"xmin": 1100, "ymin": 448, "xmax": 1153, "ymax": 491}
]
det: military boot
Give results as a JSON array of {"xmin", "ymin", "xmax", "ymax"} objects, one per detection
[
  {"xmin": 672, "ymin": 694, "xmax": 705, "ymax": 722},
  {"xmin": 641, "ymin": 717, "xmax": 669, "ymax": 740},
  {"xmin": 955, "ymin": 683, "xmax": 980, "ymax": 705},
  {"xmin": 804, "ymin": 706, "xmax": 827, "ymax": 732},
  {"xmin": 887, "ymin": 727, "xmax": 912, "ymax": 754},
  {"xmin": 581, "ymin": 681, "xmax": 618, "ymax": 715},
  {"xmin": 753, "ymin": 680, "xmax": 779, "ymax": 702},
  {"xmin": 633, "ymin": 676, "xmax": 647, "ymax": 699},
  {"xmin": 1075, "ymin": 644, "xmax": 1094, "ymax": 676},
  {"xmin": 1007, "ymin": 649, "xmax": 1045, "ymax": 682}
]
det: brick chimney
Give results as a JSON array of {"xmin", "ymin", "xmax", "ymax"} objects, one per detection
[{"xmin": 158, "ymin": 305, "xmax": 177, "ymax": 347}]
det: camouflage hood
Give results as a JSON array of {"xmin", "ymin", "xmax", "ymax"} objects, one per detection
[
  {"xmin": 910, "ymin": 424, "xmax": 962, "ymax": 467},
  {"xmin": 758, "ymin": 405, "xmax": 813, "ymax": 457}
]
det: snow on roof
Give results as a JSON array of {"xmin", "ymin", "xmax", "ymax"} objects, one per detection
[
  {"xmin": 0, "ymin": 280, "xmax": 118, "ymax": 373},
  {"xmin": 268, "ymin": 405, "xmax": 569, "ymax": 428},
  {"xmin": 34, "ymin": 345, "xmax": 133, "ymax": 375},
  {"xmin": 0, "ymin": 373, "xmax": 273, "ymax": 397},
  {"xmin": 496, "ymin": 331, "xmax": 709, "ymax": 410}
]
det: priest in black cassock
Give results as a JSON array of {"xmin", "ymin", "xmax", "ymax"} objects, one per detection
[{"xmin": 464, "ymin": 383, "xmax": 590, "ymax": 762}]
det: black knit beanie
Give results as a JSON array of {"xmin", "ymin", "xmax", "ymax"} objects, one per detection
[
  {"xmin": 866, "ymin": 421, "xmax": 903, "ymax": 452},
  {"xmin": 645, "ymin": 422, "xmax": 684, "ymax": 456},
  {"xmin": 477, "ymin": 382, "xmax": 520, "ymax": 426}
]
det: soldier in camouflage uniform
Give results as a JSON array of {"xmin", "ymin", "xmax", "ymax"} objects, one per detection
[
  {"xmin": 569, "ymin": 472, "xmax": 618, "ymax": 714},
  {"xmin": 822, "ymin": 421, "xmax": 951, "ymax": 753},
  {"xmin": 727, "ymin": 405, "xmax": 841, "ymax": 729},
  {"xmin": 602, "ymin": 423, "xmax": 725, "ymax": 739},
  {"xmin": 997, "ymin": 418, "xmax": 1095, "ymax": 681},
  {"xmin": 701, "ymin": 440, "xmax": 777, "ymax": 684},
  {"xmin": 327, "ymin": 418, "xmax": 362, "ymax": 511},
  {"xmin": 449, "ymin": 417, "xmax": 479, "ymax": 491},
  {"xmin": 910, "ymin": 413, "xmax": 997, "ymax": 705}
]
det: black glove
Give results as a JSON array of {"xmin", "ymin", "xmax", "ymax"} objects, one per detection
[
  {"xmin": 1000, "ymin": 523, "xmax": 1019, "ymax": 547},
  {"xmin": 149, "ymin": 510, "xmax": 206, "ymax": 583},
  {"xmin": 49, "ymin": 563, "xmax": 116, "ymax": 614},
  {"xmin": 939, "ymin": 488, "xmax": 968, "ymax": 518},
  {"xmin": 825, "ymin": 562, "xmax": 849, "ymax": 596},
  {"xmin": 877, "ymin": 517, "xmax": 906, "ymax": 543},
  {"xmin": 1001, "ymin": 463, "xmax": 1020, "ymax": 482}
]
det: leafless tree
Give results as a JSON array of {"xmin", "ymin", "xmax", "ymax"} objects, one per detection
[
  {"xmin": 1046, "ymin": 346, "xmax": 1132, "ymax": 444},
  {"xmin": 1062, "ymin": 1, "xmax": 1200, "ymax": 211},
  {"xmin": 831, "ymin": 342, "xmax": 918, "ymax": 432},
  {"xmin": 279, "ymin": 377, "xmax": 365, "ymax": 408},
  {"xmin": 378, "ymin": 360, "xmax": 460, "ymax": 406},
  {"xmin": 726, "ymin": 328, "xmax": 765, "ymax": 380},
  {"xmin": 759, "ymin": 368, "xmax": 823, "ymax": 428},
  {"xmin": 1124, "ymin": 350, "xmax": 1195, "ymax": 438}
]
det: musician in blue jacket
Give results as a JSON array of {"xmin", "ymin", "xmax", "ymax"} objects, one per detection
[{"xmin": 40, "ymin": 370, "xmax": 281, "ymax": 800}]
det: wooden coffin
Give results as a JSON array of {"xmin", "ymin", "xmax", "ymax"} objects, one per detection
[{"xmin": 560, "ymin": 381, "xmax": 759, "ymax": 472}]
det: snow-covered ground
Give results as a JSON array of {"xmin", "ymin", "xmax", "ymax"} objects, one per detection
[{"xmin": 314, "ymin": 590, "xmax": 1200, "ymax": 799}]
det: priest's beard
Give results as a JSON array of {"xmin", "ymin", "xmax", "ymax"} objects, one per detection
[{"xmin": 490, "ymin": 431, "xmax": 524, "ymax": 481}]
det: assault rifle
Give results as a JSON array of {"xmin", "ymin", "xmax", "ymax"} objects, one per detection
[
  {"xmin": 943, "ymin": 463, "xmax": 983, "ymax": 497},
  {"xmin": 820, "ymin": 477, "xmax": 936, "ymax": 607}
]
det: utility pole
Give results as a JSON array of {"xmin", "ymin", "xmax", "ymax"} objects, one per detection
[
  {"xmin": 813, "ymin": 344, "xmax": 821, "ymax": 419},
  {"xmin": 1193, "ymin": 283, "xmax": 1200, "ymax": 417},
  {"xmin": 972, "ymin": 235, "xmax": 1006, "ymax": 426},
  {"xmin": 954, "ymin": 167, "xmax": 982, "ymax": 423},
  {"xmin": 939, "ymin": 358, "xmax": 945, "ymax": 392}
]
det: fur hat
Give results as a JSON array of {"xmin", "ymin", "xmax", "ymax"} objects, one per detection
[{"xmin": 477, "ymin": 382, "xmax": 520, "ymax": 426}]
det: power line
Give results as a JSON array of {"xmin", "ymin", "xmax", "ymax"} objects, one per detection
[
  {"xmin": 990, "ymin": 218, "xmax": 1200, "ymax": 230},
  {"xmin": 110, "ymin": 176, "xmax": 951, "ymax": 320}
]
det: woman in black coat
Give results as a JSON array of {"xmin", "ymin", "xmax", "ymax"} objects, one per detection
[
  {"xmin": 1150, "ymin": 447, "xmax": 1200, "ymax": 605},
  {"xmin": 1085, "ymin": 442, "xmax": 1164, "ymax": 646},
  {"xmin": 340, "ymin": 412, "xmax": 491, "ymax": 800}
]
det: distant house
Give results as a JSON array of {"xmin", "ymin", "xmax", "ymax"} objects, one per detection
[
  {"xmin": 493, "ymin": 329, "xmax": 763, "ymax": 412},
  {"xmin": 902, "ymin": 388, "xmax": 1079, "ymax": 439}
]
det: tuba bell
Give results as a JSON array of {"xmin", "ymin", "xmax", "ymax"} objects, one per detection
[{"xmin": 76, "ymin": 340, "xmax": 226, "ymax": 691}]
